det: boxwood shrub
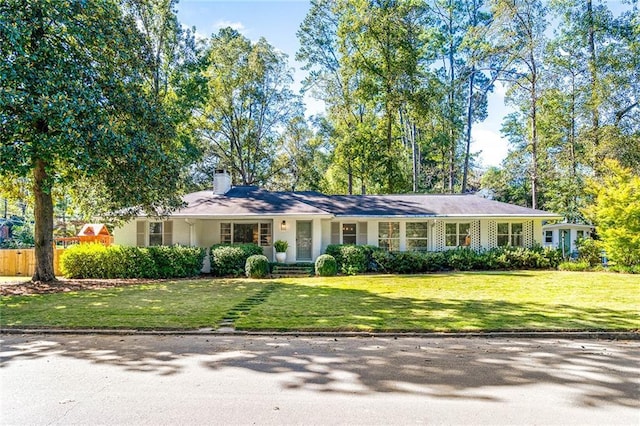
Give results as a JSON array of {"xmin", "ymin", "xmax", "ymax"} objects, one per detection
[
  {"xmin": 210, "ymin": 244, "xmax": 264, "ymax": 277},
  {"xmin": 325, "ymin": 244, "xmax": 379, "ymax": 274},
  {"xmin": 315, "ymin": 254, "xmax": 338, "ymax": 276},
  {"xmin": 60, "ymin": 243, "xmax": 205, "ymax": 279},
  {"xmin": 245, "ymin": 254, "xmax": 270, "ymax": 278}
]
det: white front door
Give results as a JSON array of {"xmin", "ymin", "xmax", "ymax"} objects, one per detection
[{"xmin": 296, "ymin": 221, "xmax": 313, "ymax": 261}]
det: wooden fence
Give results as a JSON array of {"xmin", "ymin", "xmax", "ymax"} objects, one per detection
[{"xmin": 0, "ymin": 248, "xmax": 65, "ymax": 277}]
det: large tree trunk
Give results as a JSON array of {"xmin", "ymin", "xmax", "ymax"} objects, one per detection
[
  {"xmin": 586, "ymin": 0, "xmax": 599, "ymax": 147},
  {"xmin": 461, "ymin": 68, "xmax": 476, "ymax": 193},
  {"xmin": 530, "ymin": 75, "xmax": 539, "ymax": 210},
  {"xmin": 32, "ymin": 159, "xmax": 56, "ymax": 282}
]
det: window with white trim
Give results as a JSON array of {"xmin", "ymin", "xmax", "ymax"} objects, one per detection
[
  {"xmin": 260, "ymin": 222, "xmax": 272, "ymax": 246},
  {"xmin": 378, "ymin": 222, "xmax": 399, "ymax": 251},
  {"xmin": 544, "ymin": 230, "xmax": 553, "ymax": 243},
  {"xmin": 497, "ymin": 222, "xmax": 523, "ymax": 247},
  {"xmin": 342, "ymin": 223, "xmax": 357, "ymax": 244},
  {"xmin": 220, "ymin": 222, "xmax": 272, "ymax": 246},
  {"xmin": 149, "ymin": 222, "xmax": 163, "ymax": 246},
  {"xmin": 445, "ymin": 222, "xmax": 471, "ymax": 247},
  {"xmin": 220, "ymin": 223, "xmax": 232, "ymax": 244},
  {"xmin": 406, "ymin": 222, "xmax": 428, "ymax": 251}
]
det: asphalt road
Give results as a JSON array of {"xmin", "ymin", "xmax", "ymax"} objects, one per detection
[{"xmin": 1, "ymin": 334, "xmax": 638, "ymax": 425}]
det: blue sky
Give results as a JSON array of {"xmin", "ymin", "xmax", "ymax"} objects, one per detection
[{"xmin": 176, "ymin": 0, "xmax": 631, "ymax": 168}]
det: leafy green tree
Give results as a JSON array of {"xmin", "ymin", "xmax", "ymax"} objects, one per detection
[
  {"xmin": 584, "ymin": 159, "xmax": 640, "ymax": 267},
  {"xmin": 193, "ymin": 28, "xmax": 300, "ymax": 186},
  {"xmin": 338, "ymin": 0, "xmax": 428, "ymax": 193},
  {"xmin": 480, "ymin": 162, "xmax": 530, "ymax": 207},
  {"xmin": 269, "ymin": 117, "xmax": 329, "ymax": 192},
  {"xmin": 491, "ymin": 0, "xmax": 548, "ymax": 209},
  {"xmin": 0, "ymin": 0, "xmax": 197, "ymax": 282}
]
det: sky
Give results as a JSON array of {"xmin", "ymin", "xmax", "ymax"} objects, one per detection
[{"xmin": 175, "ymin": 0, "xmax": 629, "ymax": 168}]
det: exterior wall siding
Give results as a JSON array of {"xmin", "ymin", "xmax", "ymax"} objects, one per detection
[{"xmin": 113, "ymin": 217, "xmax": 552, "ymax": 263}]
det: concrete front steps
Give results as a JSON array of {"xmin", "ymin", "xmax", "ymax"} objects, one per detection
[{"xmin": 271, "ymin": 264, "xmax": 314, "ymax": 278}]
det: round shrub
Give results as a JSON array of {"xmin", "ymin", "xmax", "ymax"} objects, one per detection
[
  {"xmin": 245, "ymin": 254, "xmax": 270, "ymax": 278},
  {"xmin": 315, "ymin": 254, "xmax": 337, "ymax": 276}
]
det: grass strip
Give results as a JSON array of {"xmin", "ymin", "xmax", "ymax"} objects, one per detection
[{"xmin": 1, "ymin": 271, "xmax": 638, "ymax": 332}]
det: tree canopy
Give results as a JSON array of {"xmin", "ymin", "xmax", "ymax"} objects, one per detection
[
  {"xmin": 584, "ymin": 160, "xmax": 640, "ymax": 268},
  {"xmin": 0, "ymin": 0, "xmax": 198, "ymax": 281},
  {"xmin": 191, "ymin": 28, "xmax": 302, "ymax": 187},
  {"xmin": 1, "ymin": 0, "xmax": 638, "ymax": 280}
]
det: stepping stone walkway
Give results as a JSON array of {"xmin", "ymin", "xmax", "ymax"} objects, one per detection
[{"xmin": 217, "ymin": 284, "xmax": 278, "ymax": 331}]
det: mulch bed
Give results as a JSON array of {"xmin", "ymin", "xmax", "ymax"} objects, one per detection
[{"xmin": 0, "ymin": 279, "xmax": 162, "ymax": 296}]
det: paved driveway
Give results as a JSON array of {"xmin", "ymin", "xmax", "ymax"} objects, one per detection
[{"xmin": 1, "ymin": 334, "xmax": 638, "ymax": 425}]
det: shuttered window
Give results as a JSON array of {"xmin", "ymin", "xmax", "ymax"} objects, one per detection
[
  {"xmin": 138, "ymin": 220, "xmax": 173, "ymax": 246},
  {"xmin": 342, "ymin": 223, "xmax": 357, "ymax": 244}
]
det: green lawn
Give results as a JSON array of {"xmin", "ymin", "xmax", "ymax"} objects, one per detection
[{"xmin": 1, "ymin": 271, "xmax": 638, "ymax": 332}]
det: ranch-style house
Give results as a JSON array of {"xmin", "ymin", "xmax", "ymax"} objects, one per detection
[{"xmin": 113, "ymin": 171, "xmax": 562, "ymax": 270}]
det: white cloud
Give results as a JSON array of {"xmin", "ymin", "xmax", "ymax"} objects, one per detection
[
  {"xmin": 214, "ymin": 20, "xmax": 247, "ymax": 33},
  {"xmin": 470, "ymin": 127, "xmax": 510, "ymax": 168}
]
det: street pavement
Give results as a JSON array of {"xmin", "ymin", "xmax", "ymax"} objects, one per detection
[{"xmin": 1, "ymin": 334, "xmax": 638, "ymax": 425}]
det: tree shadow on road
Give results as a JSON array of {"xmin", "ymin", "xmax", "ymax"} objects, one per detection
[{"xmin": 1, "ymin": 333, "xmax": 638, "ymax": 409}]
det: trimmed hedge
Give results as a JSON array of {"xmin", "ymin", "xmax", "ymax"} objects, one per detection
[
  {"xmin": 60, "ymin": 243, "xmax": 205, "ymax": 279},
  {"xmin": 371, "ymin": 246, "xmax": 562, "ymax": 274},
  {"xmin": 315, "ymin": 254, "xmax": 338, "ymax": 276},
  {"xmin": 245, "ymin": 255, "xmax": 270, "ymax": 278},
  {"xmin": 210, "ymin": 244, "xmax": 264, "ymax": 277},
  {"xmin": 325, "ymin": 244, "xmax": 563, "ymax": 274},
  {"xmin": 558, "ymin": 261, "xmax": 591, "ymax": 271}
]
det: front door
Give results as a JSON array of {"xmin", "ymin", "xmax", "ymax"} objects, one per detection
[{"xmin": 296, "ymin": 221, "xmax": 313, "ymax": 261}]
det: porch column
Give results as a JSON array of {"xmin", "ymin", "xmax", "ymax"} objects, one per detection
[{"xmin": 312, "ymin": 218, "xmax": 323, "ymax": 260}]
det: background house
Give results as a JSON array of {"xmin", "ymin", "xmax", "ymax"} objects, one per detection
[{"xmin": 542, "ymin": 223, "xmax": 595, "ymax": 257}]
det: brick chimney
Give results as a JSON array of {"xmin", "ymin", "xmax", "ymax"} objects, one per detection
[{"xmin": 213, "ymin": 169, "xmax": 231, "ymax": 195}]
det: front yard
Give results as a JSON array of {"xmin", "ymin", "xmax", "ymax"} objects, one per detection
[{"xmin": 1, "ymin": 271, "xmax": 638, "ymax": 332}]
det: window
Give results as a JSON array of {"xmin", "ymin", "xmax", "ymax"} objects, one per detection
[
  {"xmin": 342, "ymin": 223, "xmax": 357, "ymax": 244},
  {"xmin": 260, "ymin": 222, "xmax": 272, "ymax": 246},
  {"xmin": 406, "ymin": 222, "xmax": 428, "ymax": 251},
  {"xmin": 234, "ymin": 223, "xmax": 257, "ymax": 244},
  {"xmin": 445, "ymin": 223, "xmax": 471, "ymax": 247},
  {"xmin": 137, "ymin": 221, "xmax": 172, "ymax": 246},
  {"xmin": 544, "ymin": 230, "xmax": 553, "ymax": 243},
  {"xmin": 498, "ymin": 222, "xmax": 523, "ymax": 247},
  {"xmin": 149, "ymin": 222, "xmax": 163, "ymax": 246},
  {"xmin": 378, "ymin": 222, "xmax": 399, "ymax": 251},
  {"xmin": 220, "ymin": 223, "xmax": 232, "ymax": 244},
  {"xmin": 576, "ymin": 230, "xmax": 584, "ymax": 240},
  {"xmin": 220, "ymin": 222, "xmax": 272, "ymax": 246}
]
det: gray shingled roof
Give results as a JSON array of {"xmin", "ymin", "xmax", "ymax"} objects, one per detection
[
  {"xmin": 172, "ymin": 187, "xmax": 559, "ymax": 219},
  {"xmin": 178, "ymin": 187, "xmax": 332, "ymax": 217},
  {"xmin": 291, "ymin": 193, "xmax": 558, "ymax": 217}
]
